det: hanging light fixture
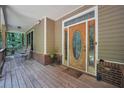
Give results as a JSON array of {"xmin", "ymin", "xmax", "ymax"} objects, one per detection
[{"xmin": 17, "ymin": 26, "xmax": 21, "ymax": 29}]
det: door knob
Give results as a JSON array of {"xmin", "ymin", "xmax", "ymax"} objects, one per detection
[{"xmin": 94, "ymin": 42, "xmax": 97, "ymax": 45}]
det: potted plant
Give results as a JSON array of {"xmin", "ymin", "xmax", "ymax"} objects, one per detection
[{"xmin": 49, "ymin": 49, "xmax": 57, "ymax": 64}]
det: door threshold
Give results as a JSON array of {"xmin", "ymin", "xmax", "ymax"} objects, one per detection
[{"xmin": 62, "ymin": 64, "xmax": 96, "ymax": 78}]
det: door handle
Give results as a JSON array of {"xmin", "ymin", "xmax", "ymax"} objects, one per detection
[{"xmin": 94, "ymin": 42, "xmax": 97, "ymax": 45}]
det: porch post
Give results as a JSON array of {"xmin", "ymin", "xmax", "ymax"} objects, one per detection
[
  {"xmin": 1, "ymin": 25, "xmax": 6, "ymax": 49},
  {"xmin": 22, "ymin": 33, "xmax": 24, "ymax": 47}
]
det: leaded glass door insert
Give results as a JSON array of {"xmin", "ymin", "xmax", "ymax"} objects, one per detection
[
  {"xmin": 87, "ymin": 20, "xmax": 96, "ymax": 74},
  {"xmin": 73, "ymin": 31, "xmax": 82, "ymax": 60}
]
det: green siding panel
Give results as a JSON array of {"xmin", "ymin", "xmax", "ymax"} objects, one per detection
[{"xmin": 98, "ymin": 6, "xmax": 124, "ymax": 63}]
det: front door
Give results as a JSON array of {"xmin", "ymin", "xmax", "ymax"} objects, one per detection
[{"xmin": 69, "ymin": 23, "xmax": 86, "ymax": 71}]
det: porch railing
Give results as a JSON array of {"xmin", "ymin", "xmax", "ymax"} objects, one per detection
[{"xmin": 0, "ymin": 48, "xmax": 6, "ymax": 78}]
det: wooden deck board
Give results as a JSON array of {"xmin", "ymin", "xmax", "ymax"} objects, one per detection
[
  {"xmin": 34, "ymin": 62, "xmax": 85, "ymax": 87},
  {"xmin": 15, "ymin": 69, "xmax": 27, "ymax": 88},
  {"xmin": 0, "ymin": 56, "xmax": 117, "ymax": 88},
  {"xmin": 46, "ymin": 65, "xmax": 91, "ymax": 88},
  {"xmin": 31, "ymin": 62, "xmax": 68, "ymax": 88},
  {"xmin": 0, "ymin": 78, "xmax": 5, "ymax": 88},
  {"xmin": 19, "ymin": 66, "xmax": 34, "ymax": 88},
  {"xmin": 4, "ymin": 62, "xmax": 12, "ymax": 88},
  {"xmin": 24, "ymin": 64, "xmax": 44, "ymax": 88},
  {"xmin": 11, "ymin": 70, "xmax": 19, "ymax": 88},
  {"xmin": 29, "ymin": 66, "xmax": 59, "ymax": 87}
]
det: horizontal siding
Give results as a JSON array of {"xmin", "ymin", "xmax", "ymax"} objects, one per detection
[
  {"xmin": 98, "ymin": 6, "xmax": 124, "ymax": 63},
  {"xmin": 46, "ymin": 18, "xmax": 55, "ymax": 54},
  {"xmin": 33, "ymin": 19, "xmax": 44, "ymax": 54}
]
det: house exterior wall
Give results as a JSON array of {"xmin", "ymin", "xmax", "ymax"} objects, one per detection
[
  {"xmin": 46, "ymin": 18, "xmax": 55, "ymax": 54},
  {"xmin": 55, "ymin": 5, "xmax": 124, "ymax": 64},
  {"xmin": 26, "ymin": 18, "xmax": 56, "ymax": 65},
  {"xmin": 26, "ymin": 19, "xmax": 45, "ymax": 64},
  {"xmin": 98, "ymin": 5, "xmax": 124, "ymax": 63},
  {"xmin": 26, "ymin": 5, "xmax": 124, "ymax": 65},
  {"xmin": 55, "ymin": 5, "xmax": 94, "ymax": 54},
  {"xmin": 26, "ymin": 18, "xmax": 44, "ymax": 54}
]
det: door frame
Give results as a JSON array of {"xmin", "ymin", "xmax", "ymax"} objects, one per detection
[{"xmin": 62, "ymin": 6, "xmax": 98, "ymax": 76}]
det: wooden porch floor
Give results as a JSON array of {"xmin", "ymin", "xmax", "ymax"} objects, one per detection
[{"xmin": 0, "ymin": 56, "xmax": 116, "ymax": 88}]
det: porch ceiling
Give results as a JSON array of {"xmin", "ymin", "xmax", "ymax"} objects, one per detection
[{"xmin": 5, "ymin": 5, "xmax": 81, "ymax": 32}]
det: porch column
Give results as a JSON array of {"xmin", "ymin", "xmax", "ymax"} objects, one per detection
[
  {"xmin": 1, "ymin": 25, "xmax": 6, "ymax": 49},
  {"xmin": 22, "ymin": 33, "xmax": 24, "ymax": 47}
]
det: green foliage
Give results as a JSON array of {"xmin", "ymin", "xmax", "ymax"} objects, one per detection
[
  {"xmin": 6, "ymin": 32, "xmax": 24, "ymax": 55},
  {"xmin": 7, "ymin": 32, "xmax": 22, "ymax": 48},
  {"xmin": 49, "ymin": 49, "xmax": 58, "ymax": 63}
]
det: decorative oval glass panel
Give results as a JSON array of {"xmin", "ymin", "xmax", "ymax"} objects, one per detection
[{"xmin": 72, "ymin": 31, "xmax": 82, "ymax": 60}]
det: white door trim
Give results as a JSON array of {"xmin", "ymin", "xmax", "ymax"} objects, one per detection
[
  {"xmin": 44, "ymin": 16, "xmax": 47, "ymax": 54},
  {"xmin": 63, "ymin": 6, "xmax": 97, "ymax": 24},
  {"xmin": 62, "ymin": 6, "xmax": 98, "ymax": 76},
  {"xmin": 95, "ymin": 6, "xmax": 98, "ymax": 76}
]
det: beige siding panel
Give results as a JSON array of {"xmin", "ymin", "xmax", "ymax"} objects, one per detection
[
  {"xmin": 98, "ymin": 5, "xmax": 124, "ymax": 63},
  {"xmin": 35, "ymin": 19, "xmax": 44, "ymax": 54},
  {"xmin": 98, "ymin": 6, "xmax": 124, "ymax": 15},
  {"xmin": 27, "ymin": 19, "xmax": 44, "ymax": 54},
  {"xmin": 46, "ymin": 18, "xmax": 55, "ymax": 54},
  {"xmin": 55, "ymin": 19, "xmax": 63, "ymax": 54}
]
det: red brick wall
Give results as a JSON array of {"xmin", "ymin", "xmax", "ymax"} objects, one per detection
[{"xmin": 32, "ymin": 52, "xmax": 62, "ymax": 65}]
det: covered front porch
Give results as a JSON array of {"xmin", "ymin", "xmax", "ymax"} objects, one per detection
[
  {"xmin": 0, "ymin": 5, "xmax": 124, "ymax": 88},
  {"xmin": 0, "ymin": 56, "xmax": 116, "ymax": 88}
]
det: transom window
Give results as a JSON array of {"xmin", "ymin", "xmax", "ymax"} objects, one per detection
[{"xmin": 64, "ymin": 11, "xmax": 95, "ymax": 27}]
